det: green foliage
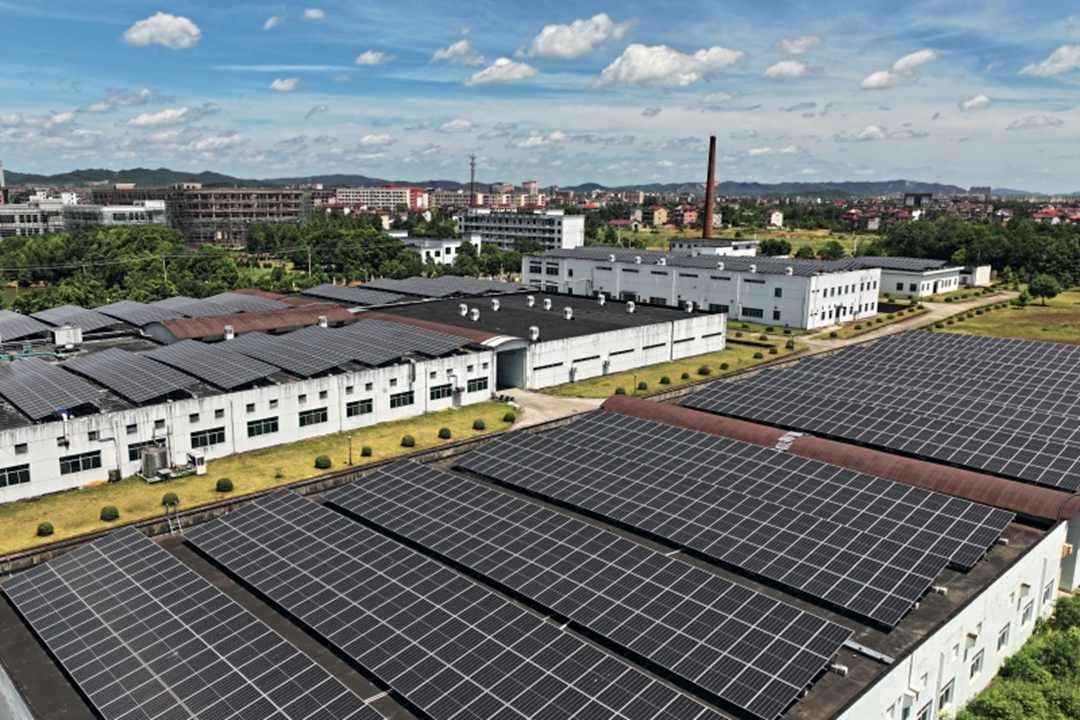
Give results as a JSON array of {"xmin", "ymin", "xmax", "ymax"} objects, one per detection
[
  {"xmin": 437, "ymin": 427, "xmax": 452, "ymax": 440},
  {"xmin": 659, "ymin": 375, "xmax": 671, "ymax": 385},
  {"xmin": 819, "ymin": 240, "xmax": 846, "ymax": 260},
  {"xmin": 758, "ymin": 238, "xmax": 792, "ymax": 256},
  {"xmin": 502, "ymin": 411, "xmax": 517, "ymax": 423},
  {"xmin": 215, "ymin": 478, "xmax": 233, "ymax": 493},
  {"xmin": 314, "ymin": 455, "xmax": 332, "ymax": 470},
  {"xmin": 697, "ymin": 365, "xmax": 712, "ymax": 376},
  {"xmin": 36, "ymin": 522, "xmax": 54, "ymax": 537},
  {"xmin": 768, "ymin": 347, "xmax": 778, "ymax": 354},
  {"xmin": 681, "ymin": 372, "xmax": 690, "ymax": 380},
  {"xmin": 753, "ymin": 351, "xmax": 764, "ymax": 359},
  {"xmin": 401, "ymin": 435, "xmax": 416, "ymax": 447},
  {"xmin": 614, "ymin": 386, "xmax": 626, "ymax": 395},
  {"xmin": 472, "ymin": 419, "xmax": 486, "ymax": 431},
  {"xmin": 1029, "ymin": 274, "xmax": 1063, "ymax": 305},
  {"xmin": 1050, "ymin": 593, "xmax": 1080, "ymax": 632},
  {"xmin": 720, "ymin": 362, "xmax": 729, "ymax": 370},
  {"xmin": 785, "ymin": 339, "xmax": 796, "ymax": 350},
  {"xmin": 636, "ymin": 381, "xmax": 648, "ymax": 391},
  {"xmin": 100, "ymin": 506, "xmax": 120, "ymax": 522},
  {"xmin": 360, "ymin": 446, "xmax": 373, "ymax": 457},
  {"xmin": 161, "ymin": 492, "xmax": 179, "ymax": 508}
]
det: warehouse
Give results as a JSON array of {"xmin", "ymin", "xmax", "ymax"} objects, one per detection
[
  {"xmin": 524, "ymin": 247, "xmax": 882, "ymax": 330},
  {"xmin": 379, "ymin": 291, "xmax": 727, "ymax": 390},
  {"xmin": 871, "ymin": 256, "xmax": 968, "ymax": 297}
]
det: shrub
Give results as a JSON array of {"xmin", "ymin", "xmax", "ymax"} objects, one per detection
[
  {"xmin": 273, "ymin": 467, "xmax": 285, "ymax": 479},
  {"xmin": 768, "ymin": 347, "xmax": 778, "ymax": 355},
  {"xmin": 215, "ymin": 478, "xmax": 233, "ymax": 493},
  {"xmin": 614, "ymin": 386, "xmax": 626, "ymax": 395},
  {"xmin": 36, "ymin": 522, "xmax": 54, "ymax": 537},
  {"xmin": 100, "ymin": 506, "xmax": 120, "ymax": 522},
  {"xmin": 697, "ymin": 365, "xmax": 711, "ymax": 376},
  {"xmin": 680, "ymin": 372, "xmax": 690, "ymax": 380},
  {"xmin": 765, "ymin": 326, "xmax": 775, "ymax": 332},
  {"xmin": 472, "ymin": 419, "xmax": 486, "ymax": 431},
  {"xmin": 934, "ymin": 322, "xmax": 944, "ymax": 329},
  {"xmin": 502, "ymin": 411, "xmax": 517, "ymax": 423},
  {"xmin": 782, "ymin": 328, "xmax": 792, "ymax": 335},
  {"xmin": 740, "ymin": 323, "xmax": 749, "ymax": 329},
  {"xmin": 720, "ymin": 362, "xmax": 730, "ymax": 370},
  {"xmin": 753, "ymin": 351, "xmax": 764, "ymax": 359},
  {"xmin": 1050, "ymin": 593, "xmax": 1080, "ymax": 631},
  {"xmin": 161, "ymin": 492, "xmax": 179, "ymax": 508},
  {"xmin": 886, "ymin": 313, "xmax": 896, "ymax": 320},
  {"xmin": 758, "ymin": 334, "xmax": 768, "ymax": 341},
  {"xmin": 946, "ymin": 319, "xmax": 955, "ymax": 325},
  {"xmin": 945, "ymin": 296, "xmax": 954, "ymax": 303},
  {"xmin": 437, "ymin": 427, "xmax": 452, "ymax": 440},
  {"xmin": 637, "ymin": 381, "xmax": 648, "ymax": 391},
  {"xmin": 659, "ymin": 375, "xmax": 671, "ymax": 385},
  {"xmin": 361, "ymin": 446, "xmax": 373, "ymax": 457},
  {"xmin": 975, "ymin": 309, "xmax": 983, "ymax": 315},
  {"xmin": 875, "ymin": 318, "xmax": 884, "ymax": 324},
  {"xmin": 785, "ymin": 339, "xmax": 796, "ymax": 350},
  {"xmin": 854, "ymin": 323, "xmax": 863, "ymax": 330},
  {"xmin": 401, "ymin": 435, "xmax": 416, "ymax": 447},
  {"xmin": 314, "ymin": 455, "xmax": 332, "ymax": 470},
  {"xmin": 829, "ymin": 331, "xmax": 838, "ymax": 338},
  {"xmin": 735, "ymin": 331, "xmax": 743, "ymax": 338}
]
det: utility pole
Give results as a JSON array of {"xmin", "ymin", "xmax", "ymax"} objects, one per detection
[
  {"xmin": 307, "ymin": 246, "xmax": 312, "ymax": 276},
  {"xmin": 468, "ymin": 154, "xmax": 477, "ymax": 207},
  {"xmin": 160, "ymin": 256, "xmax": 168, "ymax": 284}
]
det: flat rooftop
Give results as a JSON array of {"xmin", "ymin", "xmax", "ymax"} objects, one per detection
[{"xmin": 379, "ymin": 291, "xmax": 708, "ymax": 342}]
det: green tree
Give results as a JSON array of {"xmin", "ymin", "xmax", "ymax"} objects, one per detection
[
  {"xmin": 1028, "ymin": 273, "xmax": 1062, "ymax": 305},
  {"xmin": 819, "ymin": 240, "xmax": 846, "ymax": 260},
  {"xmin": 794, "ymin": 245, "xmax": 817, "ymax": 259},
  {"xmin": 758, "ymin": 238, "xmax": 792, "ymax": 256}
]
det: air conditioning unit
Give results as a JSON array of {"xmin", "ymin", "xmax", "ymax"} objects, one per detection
[
  {"xmin": 469, "ymin": 308, "xmax": 480, "ymax": 322},
  {"xmin": 597, "ymin": 293, "xmax": 606, "ymax": 306},
  {"xmin": 526, "ymin": 295, "xmax": 536, "ymax": 307},
  {"xmin": 563, "ymin": 307, "xmax": 574, "ymax": 320},
  {"xmin": 528, "ymin": 326, "xmax": 540, "ymax": 341},
  {"xmin": 52, "ymin": 325, "xmax": 83, "ymax": 349},
  {"xmin": 543, "ymin": 298, "xmax": 552, "ymax": 311},
  {"xmin": 491, "ymin": 299, "xmax": 501, "ymax": 312},
  {"xmin": 458, "ymin": 303, "xmax": 469, "ymax": 317},
  {"xmin": 627, "ymin": 301, "xmax": 636, "ymax": 314}
]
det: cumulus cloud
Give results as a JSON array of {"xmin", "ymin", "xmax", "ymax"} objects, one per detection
[
  {"xmin": 1020, "ymin": 45, "xmax": 1080, "ymax": 77},
  {"xmin": 512, "ymin": 130, "xmax": 567, "ymax": 148},
  {"xmin": 359, "ymin": 133, "xmax": 395, "ymax": 146},
  {"xmin": 43, "ymin": 111, "xmax": 76, "ymax": 128},
  {"xmin": 355, "ymin": 50, "xmax": 388, "ymax": 65},
  {"xmin": 959, "ymin": 94, "xmax": 990, "ymax": 111},
  {"xmin": 185, "ymin": 133, "xmax": 246, "ymax": 152},
  {"xmin": 528, "ymin": 13, "xmax": 632, "ymax": 59},
  {"xmin": 127, "ymin": 107, "xmax": 192, "ymax": 127},
  {"xmin": 641, "ymin": 106, "xmax": 662, "ymax": 117},
  {"xmin": 861, "ymin": 48, "xmax": 938, "ymax": 89},
  {"xmin": 122, "ymin": 12, "xmax": 201, "ymax": 49},
  {"xmin": 305, "ymin": 104, "xmax": 329, "ymax": 120},
  {"xmin": 433, "ymin": 38, "xmax": 484, "ymax": 65},
  {"xmin": 764, "ymin": 60, "xmax": 808, "ymax": 79},
  {"xmin": 598, "ymin": 43, "xmax": 743, "ymax": 86},
  {"xmin": 303, "ymin": 8, "xmax": 325, "ymax": 21},
  {"xmin": 834, "ymin": 124, "xmax": 928, "ymax": 142},
  {"xmin": 779, "ymin": 35, "xmax": 821, "ymax": 55},
  {"xmin": 747, "ymin": 145, "xmax": 798, "ymax": 156},
  {"xmin": 82, "ymin": 87, "xmax": 163, "ymax": 114},
  {"xmin": 465, "ymin": 58, "xmax": 537, "ymax": 86},
  {"xmin": 263, "ymin": 15, "xmax": 281, "ymax": 30},
  {"xmin": 1006, "ymin": 114, "xmax": 1064, "ymax": 131},
  {"xmin": 270, "ymin": 78, "xmax": 300, "ymax": 92},
  {"xmin": 439, "ymin": 118, "xmax": 473, "ymax": 133}
]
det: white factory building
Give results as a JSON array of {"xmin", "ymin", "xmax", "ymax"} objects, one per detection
[
  {"xmin": 0, "ymin": 198, "xmax": 167, "ymax": 238},
  {"xmin": 459, "ymin": 208, "xmax": 585, "ymax": 252},
  {"xmin": 525, "ymin": 247, "xmax": 882, "ymax": 330},
  {"xmin": 402, "ymin": 234, "xmax": 482, "ymax": 266},
  {"xmin": 873, "ymin": 257, "xmax": 991, "ymax": 297},
  {"xmin": 62, "ymin": 200, "xmax": 168, "ymax": 230},
  {"xmin": 668, "ymin": 237, "xmax": 759, "ymax": 256}
]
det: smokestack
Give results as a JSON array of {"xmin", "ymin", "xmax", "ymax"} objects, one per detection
[
  {"xmin": 0, "ymin": 161, "xmax": 6, "ymax": 204},
  {"xmin": 703, "ymin": 136, "xmax": 716, "ymax": 239}
]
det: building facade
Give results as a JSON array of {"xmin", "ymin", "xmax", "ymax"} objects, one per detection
[
  {"xmin": 459, "ymin": 209, "xmax": 585, "ymax": 252},
  {"xmin": 62, "ymin": 201, "xmax": 168, "ymax": 230},
  {"xmin": 404, "ymin": 235, "xmax": 482, "ymax": 266},
  {"xmin": 335, "ymin": 186, "xmax": 427, "ymax": 211},
  {"xmin": 668, "ymin": 238, "xmax": 759, "ymax": 256}
]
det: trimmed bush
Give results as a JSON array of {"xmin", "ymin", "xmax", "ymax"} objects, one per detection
[
  {"xmin": 314, "ymin": 455, "xmax": 332, "ymax": 470},
  {"xmin": 934, "ymin": 322, "xmax": 944, "ymax": 329},
  {"xmin": 437, "ymin": 427, "xmax": 452, "ymax": 440},
  {"xmin": 875, "ymin": 318, "xmax": 884, "ymax": 324},
  {"xmin": 758, "ymin": 334, "xmax": 768, "ymax": 341},
  {"xmin": 697, "ymin": 365, "xmax": 712, "ymax": 376},
  {"xmin": 274, "ymin": 467, "xmax": 285, "ymax": 479},
  {"xmin": 659, "ymin": 375, "xmax": 671, "ymax": 385},
  {"xmin": 614, "ymin": 386, "xmax": 626, "ymax": 395},
  {"xmin": 680, "ymin": 372, "xmax": 690, "ymax": 380},
  {"xmin": 161, "ymin": 492, "xmax": 179, "ymax": 508},
  {"xmin": 735, "ymin": 331, "xmax": 743, "ymax": 338},
  {"xmin": 945, "ymin": 297, "xmax": 954, "ymax": 303},
  {"xmin": 765, "ymin": 326, "xmax": 775, "ymax": 333},
  {"xmin": 886, "ymin": 313, "xmax": 896, "ymax": 320},
  {"xmin": 740, "ymin": 323, "xmax": 749, "ymax": 329},
  {"xmin": 782, "ymin": 328, "xmax": 792, "ymax": 335},
  {"xmin": 100, "ymin": 506, "xmax": 120, "ymax": 522},
  {"xmin": 785, "ymin": 339, "xmax": 796, "ymax": 350},
  {"xmin": 753, "ymin": 351, "xmax": 764, "ymax": 360},
  {"xmin": 503, "ymin": 411, "xmax": 517, "ymax": 423},
  {"xmin": 215, "ymin": 478, "xmax": 233, "ymax": 493},
  {"xmin": 829, "ymin": 331, "xmax": 838, "ymax": 338},
  {"xmin": 361, "ymin": 445, "xmax": 373, "ymax": 457},
  {"xmin": 975, "ymin": 309, "xmax": 983, "ymax": 315},
  {"xmin": 36, "ymin": 522, "xmax": 54, "ymax": 537},
  {"xmin": 401, "ymin": 435, "xmax": 416, "ymax": 447},
  {"xmin": 854, "ymin": 323, "xmax": 863, "ymax": 330},
  {"xmin": 768, "ymin": 347, "xmax": 778, "ymax": 355},
  {"xmin": 719, "ymin": 362, "xmax": 730, "ymax": 370},
  {"xmin": 472, "ymin": 419, "xmax": 486, "ymax": 431},
  {"xmin": 637, "ymin": 381, "xmax": 648, "ymax": 391},
  {"xmin": 946, "ymin": 319, "xmax": 955, "ymax": 325}
]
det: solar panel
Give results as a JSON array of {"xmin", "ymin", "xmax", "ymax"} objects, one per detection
[
  {"xmin": 328, "ymin": 460, "xmax": 853, "ymax": 720},
  {"xmin": 95, "ymin": 300, "xmax": 182, "ymax": 327},
  {"xmin": 143, "ymin": 340, "xmax": 278, "ymax": 389},
  {"xmin": 455, "ymin": 421, "xmax": 952, "ymax": 629},
  {"xmin": 343, "ymin": 319, "xmax": 470, "ymax": 358},
  {"xmin": 151, "ymin": 296, "xmax": 236, "ymax": 318},
  {"xmin": 204, "ymin": 291, "xmax": 290, "ymax": 313},
  {"xmin": 682, "ymin": 331, "xmax": 1080, "ymax": 492},
  {"xmin": 63, "ymin": 348, "xmax": 199, "ymax": 403},
  {"xmin": 300, "ymin": 284, "xmax": 407, "ymax": 307},
  {"xmin": 364, "ymin": 277, "xmax": 532, "ymax": 298},
  {"xmin": 3, "ymin": 528, "xmax": 384, "ymax": 720},
  {"xmin": 30, "ymin": 304, "xmax": 120, "ymax": 332},
  {"xmin": 186, "ymin": 490, "xmax": 726, "ymax": 720},
  {"xmin": 226, "ymin": 331, "xmax": 354, "ymax": 377},
  {"xmin": 0, "ymin": 357, "xmax": 102, "ymax": 420},
  {"xmin": 0, "ymin": 309, "xmax": 51, "ymax": 341}
]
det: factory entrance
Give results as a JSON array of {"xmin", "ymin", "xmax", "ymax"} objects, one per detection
[{"xmin": 496, "ymin": 348, "xmax": 527, "ymax": 390}]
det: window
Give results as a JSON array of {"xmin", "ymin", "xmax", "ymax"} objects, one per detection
[
  {"xmin": 88, "ymin": 430, "xmax": 99, "ymax": 441},
  {"xmin": 269, "ymin": 399, "xmax": 278, "ymax": 409},
  {"xmin": 214, "ymin": 408, "xmax": 225, "ymax": 419},
  {"xmin": 939, "ymin": 679, "xmax": 954, "ymax": 709},
  {"xmin": 970, "ymin": 649, "xmax": 984, "ymax": 678},
  {"xmin": 467, "ymin": 377, "xmax": 489, "ymax": 393},
  {"xmin": 125, "ymin": 423, "xmax": 137, "ymax": 436},
  {"xmin": 896, "ymin": 282, "xmax": 904, "ymax": 291},
  {"xmin": 915, "ymin": 703, "xmax": 932, "ymax": 720},
  {"xmin": 467, "ymin": 364, "xmax": 474, "ymax": 372},
  {"xmin": 347, "ymin": 399, "xmax": 373, "ymax": 417},
  {"xmin": 319, "ymin": 390, "xmax": 328, "ymax": 400},
  {"xmin": 774, "ymin": 287, "xmax": 783, "ymax": 298},
  {"xmin": 0, "ymin": 464, "xmax": 30, "ymax": 488},
  {"xmin": 1022, "ymin": 600, "xmax": 1034, "ymax": 625},
  {"xmin": 189, "ymin": 413, "xmax": 200, "ymax": 423},
  {"xmin": 1044, "ymin": 581, "xmax": 1055, "ymax": 604},
  {"xmin": 430, "ymin": 383, "xmax": 454, "ymax": 400},
  {"xmin": 191, "ymin": 427, "xmax": 226, "ymax": 449},
  {"xmin": 909, "ymin": 283, "xmax": 917, "ymax": 292},
  {"xmin": 708, "ymin": 304, "xmax": 729, "ymax": 313},
  {"xmin": 364, "ymin": 382, "xmax": 373, "ymax": 391},
  {"xmin": 298, "ymin": 393, "xmax": 307, "ymax": 404},
  {"xmin": 154, "ymin": 418, "xmax": 165, "ymax": 430},
  {"xmin": 389, "ymin": 378, "xmax": 398, "ymax": 388},
  {"xmin": 532, "ymin": 362, "xmax": 564, "ymax": 371},
  {"xmin": 742, "ymin": 307, "xmax": 764, "ymax": 319},
  {"xmin": 649, "ymin": 296, "xmax": 667, "ymax": 305},
  {"xmin": 345, "ymin": 385, "xmax": 354, "ymax": 396},
  {"xmin": 127, "ymin": 440, "xmax": 161, "ymax": 462},
  {"xmin": 245, "ymin": 403, "xmax": 255, "ymax": 413},
  {"xmin": 772, "ymin": 310, "xmax": 781, "ymax": 321},
  {"xmin": 997, "ymin": 623, "xmax": 1010, "ymax": 651},
  {"xmin": 14, "ymin": 443, "xmax": 27, "ymax": 455},
  {"xmin": 299, "ymin": 407, "xmax": 328, "ymax": 427},
  {"xmin": 60, "ymin": 451, "xmax": 102, "ymax": 475},
  {"xmin": 247, "ymin": 416, "xmax": 279, "ymax": 438},
  {"xmin": 390, "ymin": 391, "xmax": 414, "ymax": 409},
  {"xmin": 545, "ymin": 266, "xmax": 559, "ymax": 276},
  {"xmin": 429, "ymin": 370, "xmax": 437, "ymax": 379}
]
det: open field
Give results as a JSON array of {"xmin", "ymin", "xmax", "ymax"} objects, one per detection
[
  {"xmin": 614, "ymin": 227, "xmax": 874, "ymax": 257},
  {"xmin": 918, "ymin": 286, "xmax": 1001, "ymax": 303},
  {"xmin": 543, "ymin": 341, "xmax": 804, "ymax": 398},
  {"xmin": 0, "ymin": 401, "xmax": 516, "ymax": 556},
  {"xmin": 939, "ymin": 290, "xmax": 1080, "ymax": 345}
]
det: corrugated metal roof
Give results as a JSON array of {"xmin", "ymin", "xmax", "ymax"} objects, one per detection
[
  {"xmin": 152, "ymin": 304, "xmax": 356, "ymax": 341},
  {"xmin": 358, "ymin": 311, "xmax": 497, "ymax": 344}
]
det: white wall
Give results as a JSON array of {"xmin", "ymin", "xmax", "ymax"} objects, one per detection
[
  {"xmin": 961, "ymin": 265, "xmax": 992, "ymax": 287},
  {"xmin": 838, "ymin": 522, "xmax": 1067, "ymax": 720},
  {"xmin": 0, "ymin": 352, "xmax": 496, "ymax": 504},
  {"xmin": 883, "ymin": 268, "xmax": 962, "ymax": 297}
]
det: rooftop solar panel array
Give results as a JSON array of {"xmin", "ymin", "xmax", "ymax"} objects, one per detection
[
  {"xmin": 0, "ymin": 309, "xmax": 51, "ymax": 341},
  {"xmin": 301, "ymin": 284, "xmax": 408, "ymax": 307},
  {"xmin": 0, "ymin": 357, "xmax": 102, "ymax": 420},
  {"xmin": 3, "ymin": 528, "xmax": 384, "ymax": 720},
  {"xmin": 453, "ymin": 410, "xmax": 995, "ymax": 628},
  {"xmin": 30, "ymin": 304, "xmax": 120, "ymax": 332},
  {"xmin": 63, "ymin": 348, "xmax": 199, "ymax": 403},
  {"xmin": 226, "ymin": 331, "xmax": 355, "ymax": 377},
  {"xmin": 186, "ymin": 491, "xmax": 726, "ymax": 720},
  {"xmin": 143, "ymin": 340, "xmax": 278, "ymax": 389},
  {"xmin": 204, "ymin": 292, "xmax": 290, "ymax": 313},
  {"xmin": 95, "ymin": 300, "xmax": 182, "ymax": 327},
  {"xmin": 341, "ymin": 319, "xmax": 470, "ymax": 358},
  {"xmin": 329, "ymin": 460, "xmax": 852, "ymax": 720},
  {"xmin": 152, "ymin": 296, "xmax": 237, "ymax": 318},
  {"xmin": 682, "ymin": 331, "xmax": 1080, "ymax": 492},
  {"xmin": 364, "ymin": 276, "xmax": 532, "ymax": 298}
]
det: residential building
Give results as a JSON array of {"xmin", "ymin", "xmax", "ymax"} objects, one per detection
[
  {"xmin": 643, "ymin": 205, "xmax": 668, "ymax": 227},
  {"xmin": 335, "ymin": 185, "xmax": 427, "ymax": 211},
  {"xmin": 459, "ymin": 208, "xmax": 585, "ymax": 252},
  {"xmin": 404, "ymin": 234, "xmax": 482, "ymax": 266},
  {"xmin": 765, "ymin": 209, "xmax": 784, "ymax": 228},
  {"xmin": 668, "ymin": 238, "xmax": 758, "ymax": 256}
]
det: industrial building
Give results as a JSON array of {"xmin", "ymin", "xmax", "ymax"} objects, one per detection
[
  {"xmin": 61, "ymin": 200, "xmax": 168, "ymax": 230},
  {"xmin": 668, "ymin": 237, "xmax": 759, "ymax": 256},
  {"xmin": 401, "ymin": 234, "xmax": 481, "ymax": 265},
  {"xmin": 458, "ymin": 208, "xmax": 585, "ymax": 251},
  {"xmin": 873, "ymin": 257, "xmax": 970, "ymax": 297},
  {"xmin": 524, "ymin": 247, "xmax": 882, "ymax": 330}
]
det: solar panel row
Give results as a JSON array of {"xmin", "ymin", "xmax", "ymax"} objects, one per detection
[
  {"xmin": 186, "ymin": 490, "xmax": 726, "ymax": 720},
  {"xmin": 2, "ymin": 528, "xmax": 384, "ymax": 720},
  {"xmin": 95, "ymin": 300, "xmax": 183, "ymax": 327},
  {"xmin": 328, "ymin": 460, "xmax": 852, "ymax": 720},
  {"xmin": 62, "ymin": 348, "xmax": 199, "ymax": 403},
  {"xmin": 364, "ymin": 277, "xmax": 532, "ymax": 298},
  {"xmin": 0, "ymin": 309, "xmax": 52, "ymax": 341},
  {"xmin": 143, "ymin": 340, "xmax": 279, "ymax": 390},
  {"xmin": 341, "ymin": 320, "xmax": 469, "ymax": 359},
  {"xmin": 0, "ymin": 357, "xmax": 102, "ymax": 420},
  {"xmin": 301, "ymin": 284, "xmax": 408, "ymax": 307},
  {"xmin": 31, "ymin": 304, "xmax": 119, "ymax": 333},
  {"xmin": 682, "ymin": 331, "xmax": 1080, "ymax": 492}
]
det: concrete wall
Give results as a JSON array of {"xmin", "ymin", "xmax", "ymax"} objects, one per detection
[
  {"xmin": 882, "ymin": 268, "xmax": 963, "ymax": 297},
  {"xmin": 838, "ymin": 522, "xmax": 1068, "ymax": 720},
  {"xmin": 961, "ymin": 265, "xmax": 993, "ymax": 287},
  {"xmin": 0, "ymin": 352, "xmax": 496, "ymax": 504}
]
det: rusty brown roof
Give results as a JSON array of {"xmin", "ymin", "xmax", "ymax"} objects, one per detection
[
  {"xmin": 358, "ymin": 311, "xmax": 498, "ymax": 344},
  {"xmin": 601, "ymin": 396, "xmax": 1080, "ymax": 522},
  {"xmin": 156, "ymin": 304, "xmax": 356, "ymax": 341},
  {"xmin": 232, "ymin": 288, "xmax": 323, "ymax": 307}
]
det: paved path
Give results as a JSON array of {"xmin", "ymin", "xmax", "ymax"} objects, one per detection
[{"xmin": 502, "ymin": 389, "xmax": 604, "ymax": 427}]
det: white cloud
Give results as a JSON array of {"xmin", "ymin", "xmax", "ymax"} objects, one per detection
[
  {"xmin": 465, "ymin": 58, "xmax": 537, "ymax": 86},
  {"xmin": 359, "ymin": 133, "xmax": 395, "ymax": 146},
  {"xmin": 834, "ymin": 124, "xmax": 929, "ymax": 142},
  {"xmin": 1020, "ymin": 45, "xmax": 1080, "ymax": 77},
  {"xmin": 657, "ymin": 159, "xmax": 675, "ymax": 167},
  {"xmin": 695, "ymin": 92, "xmax": 735, "ymax": 110},
  {"xmin": 641, "ymin": 107, "xmax": 662, "ymax": 117},
  {"xmin": 513, "ymin": 130, "xmax": 567, "ymax": 148},
  {"xmin": 598, "ymin": 43, "xmax": 743, "ymax": 86},
  {"xmin": 959, "ymin": 94, "xmax": 991, "ymax": 111},
  {"xmin": 861, "ymin": 48, "xmax": 938, "ymax": 90},
  {"xmin": 747, "ymin": 145, "xmax": 798, "ymax": 156},
  {"xmin": 147, "ymin": 129, "xmax": 182, "ymax": 143},
  {"xmin": 122, "ymin": 12, "xmax": 201, "ymax": 49},
  {"xmin": 355, "ymin": 50, "xmax": 387, "ymax": 65},
  {"xmin": 432, "ymin": 39, "xmax": 484, "ymax": 65},
  {"xmin": 779, "ymin": 35, "xmax": 820, "ymax": 55},
  {"xmin": 83, "ymin": 88, "xmax": 162, "ymax": 114},
  {"xmin": 44, "ymin": 111, "xmax": 76, "ymax": 128},
  {"xmin": 439, "ymin": 118, "xmax": 473, "ymax": 133},
  {"xmin": 799, "ymin": 167, "xmax": 818, "ymax": 175},
  {"xmin": 1006, "ymin": 114, "xmax": 1064, "ymax": 131},
  {"xmin": 855, "ymin": 125, "xmax": 887, "ymax": 141},
  {"xmin": 861, "ymin": 70, "xmax": 896, "ymax": 89},
  {"xmin": 270, "ymin": 78, "xmax": 300, "ymax": 92},
  {"xmin": 528, "ymin": 13, "xmax": 632, "ymax": 60},
  {"xmin": 305, "ymin": 105, "xmax": 329, "ymax": 120},
  {"xmin": 764, "ymin": 60, "xmax": 808, "ymax": 79},
  {"xmin": 892, "ymin": 49, "xmax": 938, "ymax": 74},
  {"xmin": 127, "ymin": 107, "xmax": 191, "ymax": 127},
  {"xmin": 303, "ymin": 9, "xmax": 325, "ymax": 21},
  {"xmin": 85, "ymin": 101, "xmax": 113, "ymax": 113},
  {"xmin": 263, "ymin": 15, "xmax": 281, "ymax": 30},
  {"xmin": 185, "ymin": 134, "xmax": 246, "ymax": 152}
]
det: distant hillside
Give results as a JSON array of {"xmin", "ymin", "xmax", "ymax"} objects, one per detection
[{"xmin": 6, "ymin": 167, "xmax": 250, "ymax": 187}]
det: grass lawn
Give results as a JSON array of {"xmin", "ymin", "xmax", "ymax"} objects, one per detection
[
  {"xmin": 0, "ymin": 401, "xmax": 516, "ymax": 556},
  {"xmin": 812, "ymin": 306, "xmax": 930, "ymax": 340},
  {"xmin": 543, "ymin": 342, "xmax": 804, "ymax": 399},
  {"xmin": 920, "ymin": 287, "xmax": 1000, "ymax": 303},
  {"xmin": 939, "ymin": 290, "xmax": 1080, "ymax": 345},
  {"xmin": 727, "ymin": 319, "xmax": 806, "ymax": 337}
]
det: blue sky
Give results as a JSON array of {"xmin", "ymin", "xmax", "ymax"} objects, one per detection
[{"xmin": 1, "ymin": 1, "xmax": 1079, "ymax": 191}]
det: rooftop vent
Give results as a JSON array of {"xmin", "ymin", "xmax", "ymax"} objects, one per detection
[
  {"xmin": 528, "ymin": 325, "xmax": 540, "ymax": 341},
  {"xmin": 52, "ymin": 325, "xmax": 82, "ymax": 349},
  {"xmin": 542, "ymin": 298, "xmax": 552, "ymax": 311},
  {"xmin": 223, "ymin": 325, "xmax": 235, "ymax": 341},
  {"xmin": 931, "ymin": 586, "xmax": 948, "ymax": 596},
  {"xmin": 597, "ymin": 293, "xmax": 606, "ymax": 306},
  {"xmin": 829, "ymin": 664, "xmax": 849, "ymax": 678},
  {"xmin": 608, "ymin": 253, "xmax": 616, "ymax": 262},
  {"xmin": 627, "ymin": 300, "xmax": 636, "ymax": 314},
  {"xmin": 749, "ymin": 264, "xmax": 757, "ymax": 274},
  {"xmin": 317, "ymin": 315, "xmax": 328, "ymax": 328},
  {"xmin": 563, "ymin": 307, "xmax": 574, "ymax": 320},
  {"xmin": 785, "ymin": 266, "xmax": 794, "ymax": 276},
  {"xmin": 657, "ymin": 257, "xmax": 667, "ymax": 266},
  {"xmin": 491, "ymin": 298, "xmax": 501, "ymax": 312},
  {"xmin": 526, "ymin": 295, "xmax": 536, "ymax": 307},
  {"xmin": 469, "ymin": 308, "xmax": 480, "ymax": 322},
  {"xmin": 458, "ymin": 303, "xmax": 469, "ymax": 317},
  {"xmin": 634, "ymin": 255, "xmax": 642, "ymax": 264},
  {"xmin": 716, "ymin": 261, "xmax": 725, "ymax": 271}
]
